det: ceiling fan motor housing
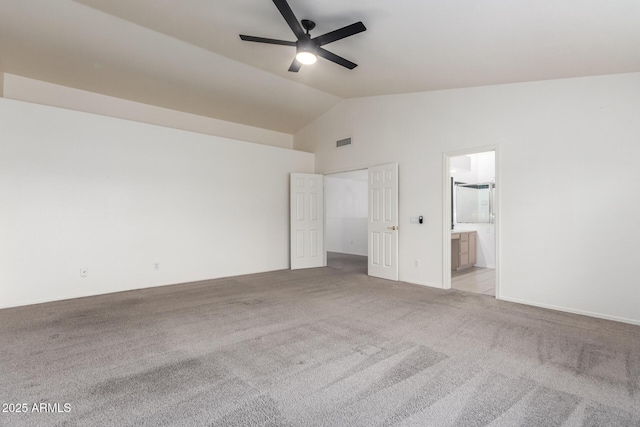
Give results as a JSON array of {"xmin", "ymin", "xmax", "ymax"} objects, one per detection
[{"xmin": 296, "ymin": 37, "xmax": 317, "ymax": 55}]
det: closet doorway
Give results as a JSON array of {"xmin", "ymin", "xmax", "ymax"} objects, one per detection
[{"xmin": 324, "ymin": 170, "xmax": 368, "ymax": 274}]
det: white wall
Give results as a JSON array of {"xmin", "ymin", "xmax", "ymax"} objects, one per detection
[
  {"xmin": 295, "ymin": 72, "xmax": 640, "ymax": 325},
  {"xmin": 325, "ymin": 174, "xmax": 368, "ymax": 256},
  {"xmin": 0, "ymin": 98, "xmax": 314, "ymax": 308},
  {"xmin": 3, "ymin": 74, "xmax": 293, "ymax": 149},
  {"xmin": 476, "ymin": 153, "xmax": 495, "ymax": 183}
]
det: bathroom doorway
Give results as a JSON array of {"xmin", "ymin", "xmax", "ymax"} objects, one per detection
[{"xmin": 444, "ymin": 149, "xmax": 498, "ymax": 297}]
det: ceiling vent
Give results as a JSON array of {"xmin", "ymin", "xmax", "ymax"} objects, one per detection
[{"xmin": 336, "ymin": 137, "xmax": 352, "ymax": 148}]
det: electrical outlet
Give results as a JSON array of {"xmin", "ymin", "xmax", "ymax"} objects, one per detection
[
  {"xmin": 153, "ymin": 263, "xmax": 160, "ymax": 270},
  {"xmin": 414, "ymin": 260, "xmax": 419, "ymax": 268},
  {"xmin": 80, "ymin": 268, "xmax": 88, "ymax": 277}
]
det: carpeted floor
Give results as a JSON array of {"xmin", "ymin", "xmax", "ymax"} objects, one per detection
[{"xmin": 1, "ymin": 253, "xmax": 639, "ymax": 426}]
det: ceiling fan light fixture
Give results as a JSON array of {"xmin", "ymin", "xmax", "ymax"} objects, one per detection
[
  {"xmin": 239, "ymin": 0, "xmax": 365, "ymax": 72},
  {"xmin": 296, "ymin": 51, "xmax": 317, "ymax": 65},
  {"xmin": 296, "ymin": 38, "xmax": 317, "ymax": 65}
]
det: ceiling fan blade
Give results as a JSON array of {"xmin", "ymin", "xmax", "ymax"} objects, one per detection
[
  {"xmin": 316, "ymin": 48, "xmax": 358, "ymax": 69},
  {"xmin": 288, "ymin": 58, "xmax": 302, "ymax": 72},
  {"xmin": 239, "ymin": 35, "xmax": 296, "ymax": 46},
  {"xmin": 272, "ymin": 0, "xmax": 306, "ymax": 39},
  {"xmin": 312, "ymin": 22, "xmax": 366, "ymax": 46}
]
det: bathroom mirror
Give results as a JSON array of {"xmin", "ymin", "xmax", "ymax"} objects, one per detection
[{"xmin": 455, "ymin": 182, "xmax": 494, "ymax": 223}]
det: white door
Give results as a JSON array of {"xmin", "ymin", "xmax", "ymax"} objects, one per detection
[
  {"xmin": 290, "ymin": 173, "xmax": 325, "ymax": 269},
  {"xmin": 368, "ymin": 163, "xmax": 399, "ymax": 280}
]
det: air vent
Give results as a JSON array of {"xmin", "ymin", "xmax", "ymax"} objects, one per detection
[{"xmin": 336, "ymin": 137, "xmax": 352, "ymax": 148}]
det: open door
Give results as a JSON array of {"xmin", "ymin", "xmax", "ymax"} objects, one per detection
[
  {"xmin": 290, "ymin": 173, "xmax": 325, "ymax": 269},
  {"xmin": 368, "ymin": 163, "xmax": 399, "ymax": 280}
]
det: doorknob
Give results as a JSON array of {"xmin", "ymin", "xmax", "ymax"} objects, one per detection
[{"xmin": 387, "ymin": 225, "xmax": 398, "ymax": 231}]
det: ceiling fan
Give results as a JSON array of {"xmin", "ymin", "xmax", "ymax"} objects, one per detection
[{"xmin": 239, "ymin": 0, "xmax": 366, "ymax": 72}]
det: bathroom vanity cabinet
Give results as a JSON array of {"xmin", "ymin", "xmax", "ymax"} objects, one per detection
[{"xmin": 451, "ymin": 231, "xmax": 477, "ymax": 271}]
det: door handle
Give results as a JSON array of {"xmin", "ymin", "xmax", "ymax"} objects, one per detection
[{"xmin": 387, "ymin": 225, "xmax": 398, "ymax": 231}]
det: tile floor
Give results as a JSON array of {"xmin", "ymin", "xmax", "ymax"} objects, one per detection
[{"xmin": 451, "ymin": 266, "xmax": 495, "ymax": 296}]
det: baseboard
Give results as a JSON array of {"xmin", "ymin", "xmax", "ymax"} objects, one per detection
[
  {"xmin": 499, "ymin": 295, "xmax": 640, "ymax": 326},
  {"xmin": 474, "ymin": 263, "xmax": 496, "ymax": 269},
  {"xmin": 0, "ymin": 281, "xmax": 220, "ymax": 309},
  {"xmin": 401, "ymin": 279, "xmax": 445, "ymax": 290},
  {"xmin": 0, "ymin": 268, "xmax": 287, "ymax": 310},
  {"xmin": 401, "ymin": 281, "xmax": 640, "ymax": 326},
  {"xmin": 7, "ymin": 276, "xmax": 637, "ymax": 327},
  {"xmin": 0, "ymin": 292, "xmax": 120, "ymax": 310},
  {"xmin": 327, "ymin": 250, "xmax": 367, "ymax": 257}
]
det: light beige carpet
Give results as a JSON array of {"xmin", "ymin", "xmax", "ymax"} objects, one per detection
[{"xmin": 1, "ymin": 253, "xmax": 639, "ymax": 426}]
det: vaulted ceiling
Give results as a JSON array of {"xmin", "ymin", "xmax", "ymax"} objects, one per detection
[{"xmin": 1, "ymin": 0, "xmax": 639, "ymax": 134}]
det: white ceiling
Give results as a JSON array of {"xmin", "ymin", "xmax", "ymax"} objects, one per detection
[{"xmin": 1, "ymin": 0, "xmax": 639, "ymax": 134}]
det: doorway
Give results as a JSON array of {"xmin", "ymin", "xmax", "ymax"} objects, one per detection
[
  {"xmin": 444, "ymin": 148, "xmax": 498, "ymax": 297},
  {"xmin": 324, "ymin": 170, "xmax": 368, "ymax": 273},
  {"xmin": 291, "ymin": 163, "xmax": 399, "ymax": 280}
]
